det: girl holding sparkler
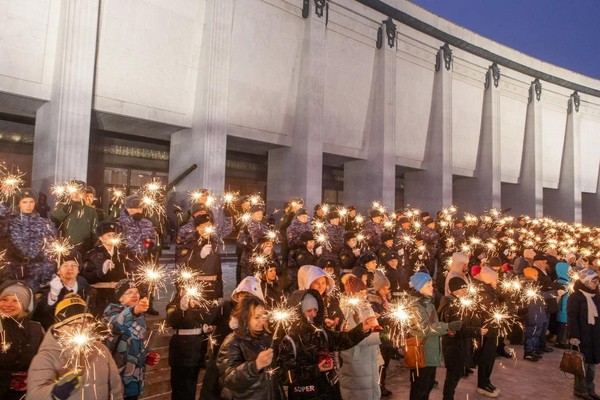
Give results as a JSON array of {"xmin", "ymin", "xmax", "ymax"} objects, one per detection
[
  {"xmin": 278, "ymin": 288, "xmax": 378, "ymax": 400},
  {"xmin": 0, "ymin": 280, "xmax": 43, "ymax": 400},
  {"xmin": 217, "ymin": 295, "xmax": 283, "ymax": 399},
  {"xmin": 104, "ymin": 279, "xmax": 160, "ymax": 400},
  {"xmin": 408, "ymin": 272, "xmax": 462, "ymax": 400}
]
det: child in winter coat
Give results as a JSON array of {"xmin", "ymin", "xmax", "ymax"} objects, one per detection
[
  {"xmin": 438, "ymin": 277, "xmax": 487, "ymax": 400},
  {"xmin": 339, "ymin": 275, "xmax": 382, "ymax": 400},
  {"xmin": 217, "ymin": 295, "xmax": 282, "ymax": 399},
  {"xmin": 409, "ymin": 272, "xmax": 461, "ymax": 400},
  {"xmin": 554, "ymin": 261, "xmax": 571, "ymax": 348},
  {"xmin": 522, "ymin": 267, "xmax": 548, "ymax": 362},
  {"xmin": 278, "ymin": 289, "xmax": 378, "ymax": 400},
  {"xmin": 104, "ymin": 279, "xmax": 159, "ymax": 400},
  {"xmin": 368, "ymin": 270, "xmax": 394, "ymax": 398}
]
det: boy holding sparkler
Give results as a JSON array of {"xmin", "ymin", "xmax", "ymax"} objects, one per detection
[
  {"xmin": 32, "ymin": 250, "xmax": 96, "ymax": 330},
  {"xmin": 522, "ymin": 267, "xmax": 547, "ymax": 362},
  {"xmin": 166, "ymin": 277, "xmax": 215, "ymax": 400},
  {"xmin": 27, "ymin": 293, "xmax": 123, "ymax": 400},
  {"xmin": 82, "ymin": 221, "xmax": 131, "ymax": 315},
  {"xmin": 339, "ymin": 231, "xmax": 361, "ymax": 277},
  {"xmin": 438, "ymin": 277, "xmax": 488, "ymax": 400},
  {"xmin": 104, "ymin": 279, "xmax": 160, "ymax": 400}
]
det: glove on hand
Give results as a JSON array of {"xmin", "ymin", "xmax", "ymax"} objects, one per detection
[
  {"xmin": 51, "ymin": 369, "xmax": 82, "ymax": 400},
  {"xmin": 448, "ymin": 321, "xmax": 463, "ymax": 332},
  {"xmin": 200, "ymin": 244, "xmax": 212, "ymax": 259},
  {"xmin": 146, "ymin": 352, "xmax": 160, "ymax": 366},
  {"xmin": 102, "ymin": 260, "xmax": 114, "ymax": 275},
  {"xmin": 49, "ymin": 276, "xmax": 63, "ymax": 300}
]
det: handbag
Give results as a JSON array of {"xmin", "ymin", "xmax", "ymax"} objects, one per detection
[
  {"xmin": 402, "ymin": 336, "xmax": 426, "ymax": 370},
  {"xmin": 560, "ymin": 345, "xmax": 586, "ymax": 377}
]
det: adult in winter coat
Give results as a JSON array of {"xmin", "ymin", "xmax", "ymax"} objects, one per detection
[
  {"xmin": 567, "ymin": 269, "xmax": 600, "ymax": 400},
  {"xmin": 339, "ymin": 275, "xmax": 382, "ymax": 400},
  {"xmin": 408, "ymin": 272, "xmax": 460, "ymax": 400},
  {"xmin": 104, "ymin": 279, "xmax": 160, "ymax": 400},
  {"xmin": 3, "ymin": 188, "xmax": 57, "ymax": 291},
  {"xmin": 81, "ymin": 221, "xmax": 131, "ymax": 315},
  {"xmin": 444, "ymin": 252, "xmax": 469, "ymax": 296},
  {"xmin": 277, "ymin": 289, "xmax": 378, "ymax": 400},
  {"xmin": 27, "ymin": 294, "xmax": 123, "ymax": 400},
  {"xmin": 0, "ymin": 281, "xmax": 43, "ymax": 400},
  {"xmin": 217, "ymin": 295, "xmax": 282, "ymax": 400},
  {"xmin": 32, "ymin": 250, "xmax": 96, "ymax": 330},
  {"xmin": 50, "ymin": 181, "xmax": 98, "ymax": 255}
]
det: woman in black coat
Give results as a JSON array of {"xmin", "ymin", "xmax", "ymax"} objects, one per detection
[
  {"xmin": 567, "ymin": 270, "xmax": 600, "ymax": 400},
  {"xmin": 217, "ymin": 295, "xmax": 282, "ymax": 400}
]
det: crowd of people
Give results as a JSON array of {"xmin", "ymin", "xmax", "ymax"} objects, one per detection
[{"xmin": 1, "ymin": 171, "xmax": 600, "ymax": 400}]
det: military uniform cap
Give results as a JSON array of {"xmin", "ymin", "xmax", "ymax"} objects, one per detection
[{"xmin": 16, "ymin": 188, "xmax": 38, "ymax": 202}]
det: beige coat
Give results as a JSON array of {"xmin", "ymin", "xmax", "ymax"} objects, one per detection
[{"xmin": 27, "ymin": 329, "xmax": 123, "ymax": 400}]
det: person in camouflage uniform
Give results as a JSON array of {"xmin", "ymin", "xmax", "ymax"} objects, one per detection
[
  {"xmin": 321, "ymin": 211, "xmax": 345, "ymax": 260},
  {"xmin": 277, "ymin": 198, "xmax": 303, "ymax": 287},
  {"xmin": 238, "ymin": 205, "xmax": 270, "ymax": 280},
  {"xmin": 116, "ymin": 195, "xmax": 158, "ymax": 266},
  {"xmin": 286, "ymin": 208, "xmax": 311, "ymax": 250},
  {"xmin": 313, "ymin": 203, "xmax": 327, "ymax": 223},
  {"xmin": 50, "ymin": 180, "xmax": 98, "ymax": 255},
  {"xmin": 363, "ymin": 209, "xmax": 384, "ymax": 251},
  {"xmin": 377, "ymin": 232, "xmax": 396, "ymax": 262},
  {"xmin": 176, "ymin": 203, "xmax": 232, "ymax": 252},
  {"xmin": 422, "ymin": 218, "xmax": 440, "ymax": 277},
  {"xmin": 3, "ymin": 189, "xmax": 57, "ymax": 291}
]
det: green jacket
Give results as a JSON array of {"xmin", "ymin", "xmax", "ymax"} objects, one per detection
[
  {"xmin": 51, "ymin": 201, "xmax": 98, "ymax": 252},
  {"xmin": 411, "ymin": 292, "xmax": 449, "ymax": 367}
]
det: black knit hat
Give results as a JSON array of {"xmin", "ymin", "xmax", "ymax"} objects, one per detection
[
  {"xmin": 96, "ymin": 221, "xmax": 119, "ymax": 237},
  {"xmin": 448, "ymin": 277, "xmax": 468, "ymax": 293},
  {"xmin": 115, "ymin": 279, "xmax": 138, "ymax": 301},
  {"xmin": 54, "ymin": 293, "xmax": 93, "ymax": 328},
  {"xmin": 327, "ymin": 211, "xmax": 340, "ymax": 221}
]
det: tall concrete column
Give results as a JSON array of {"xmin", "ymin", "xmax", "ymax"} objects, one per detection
[
  {"xmin": 267, "ymin": 8, "xmax": 325, "ymax": 210},
  {"xmin": 32, "ymin": 0, "xmax": 100, "ymax": 194},
  {"xmin": 544, "ymin": 92, "xmax": 582, "ymax": 222},
  {"xmin": 502, "ymin": 79, "xmax": 543, "ymax": 218},
  {"xmin": 168, "ymin": 1, "xmax": 234, "ymax": 204},
  {"xmin": 404, "ymin": 44, "xmax": 453, "ymax": 213},
  {"xmin": 454, "ymin": 64, "xmax": 502, "ymax": 213},
  {"xmin": 344, "ymin": 22, "xmax": 397, "ymax": 212},
  {"xmin": 582, "ymin": 167, "xmax": 600, "ymax": 226}
]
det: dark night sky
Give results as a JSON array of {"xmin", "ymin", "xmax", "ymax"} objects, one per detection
[{"xmin": 409, "ymin": 0, "xmax": 600, "ymax": 80}]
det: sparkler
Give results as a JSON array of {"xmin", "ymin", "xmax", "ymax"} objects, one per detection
[
  {"xmin": 519, "ymin": 283, "xmax": 543, "ymax": 306},
  {"xmin": 51, "ymin": 181, "xmax": 84, "ymax": 202},
  {"xmin": 483, "ymin": 304, "xmax": 521, "ymax": 337},
  {"xmin": 383, "ymin": 296, "xmax": 422, "ymax": 348},
  {"xmin": 133, "ymin": 264, "xmax": 168, "ymax": 301},
  {"xmin": 0, "ymin": 166, "xmax": 25, "ymax": 202},
  {"xmin": 56, "ymin": 319, "xmax": 110, "ymax": 370},
  {"xmin": 173, "ymin": 267, "xmax": 198, "ymax": 285},
  {"xmin": 181, "ymin": 281, "xmax": 211, "ymax": 312},
  {"xmin": 222, "ymin": 191, "xmax": 239, "ymax": 207},
  {"xmin": 268, "ymin": 303, "xmax": 299, "ymax": 346},
  {"xmin": 110, "ymin": 187, "xmax": 126, "ymax": 204},
  {"xmin": 48, "ymin": 238, "xmax": 75, "ymax": 267}
]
